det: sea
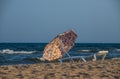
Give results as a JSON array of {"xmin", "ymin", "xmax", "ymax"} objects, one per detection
[{"xmin": 0, "ymin": 43, "xmax": 120, "ymax": 65}]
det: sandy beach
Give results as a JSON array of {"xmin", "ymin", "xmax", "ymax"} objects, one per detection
[{"xmin": 0, "ymin": 59, "xmax": 120, "ymax": 79}]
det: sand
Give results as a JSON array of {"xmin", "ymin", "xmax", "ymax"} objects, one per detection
[{"xmin": 0, "ymin": 59, "xmax": 120, "ymax": 79}]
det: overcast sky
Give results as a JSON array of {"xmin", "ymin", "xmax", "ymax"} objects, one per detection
[{"xmin": 0, "ymin": 0, "xmax": 120, "ymax": 43}]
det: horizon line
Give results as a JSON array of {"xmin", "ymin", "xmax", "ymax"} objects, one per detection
[{"xmin": 0, "ymin": 42, "xmax": 120, "ymax": 44}]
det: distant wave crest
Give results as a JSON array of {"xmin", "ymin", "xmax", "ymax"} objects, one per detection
[
  {"xmin": 116, "ymin": 49, "xmax": 120, "ymax": 52},
  {"xmin": 0, "ymin": 49, "xmax": 36, "ymax": 54}
]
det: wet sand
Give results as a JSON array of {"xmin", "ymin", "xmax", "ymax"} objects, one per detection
[{"xmin": 0, "ymin": 59, "xmax": 120, "ymax": 79}]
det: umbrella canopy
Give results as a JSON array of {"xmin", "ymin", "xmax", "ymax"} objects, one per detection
[{"xmin": 42, "ymin": 29, "xmax": 78, "ymax": 61}]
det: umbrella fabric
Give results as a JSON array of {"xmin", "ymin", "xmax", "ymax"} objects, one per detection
[{"xmin": 42, "ymin": 29, "xmax": 78, "ymax": 61}]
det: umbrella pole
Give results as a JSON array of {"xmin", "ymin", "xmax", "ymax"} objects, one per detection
[{"xmin": 60, "ymin": 40, "xmax": 74, "ymax": 63}]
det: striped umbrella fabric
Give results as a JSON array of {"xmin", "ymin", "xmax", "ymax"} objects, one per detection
[{"xmin": 42, "ymin": 29, "xmax": 78, "ymax": 61}]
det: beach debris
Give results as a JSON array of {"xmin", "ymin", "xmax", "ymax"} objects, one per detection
[{"xmin": 42, "ymin": 29, "xmax": 78, "ymax": 61}]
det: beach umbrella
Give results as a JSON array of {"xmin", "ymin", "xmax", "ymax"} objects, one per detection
[{"xmin": 42, "ymin": 29, "xmax": 78, "ymax": 61}]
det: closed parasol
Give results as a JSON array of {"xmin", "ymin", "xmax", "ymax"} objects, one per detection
[{"xmin": 42, "ymin": 29, "xmax": 78, "ymax": 61}]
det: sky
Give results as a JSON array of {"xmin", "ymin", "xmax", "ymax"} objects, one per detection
[{"xmin": 0, "ymin": 0, "xmax": 120, "ymax": 43}]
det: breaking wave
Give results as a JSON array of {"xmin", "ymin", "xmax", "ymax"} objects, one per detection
[
  {"xmin": 0, "ymin": 49, "xmax": 36, "ymax": 54},
  {"xmin": 116, "ymin": 49, "xmax": 120, "ymax": 52},
  {"xmin": 76, "ymin": 50, "xmax": 91, "ymax": 52}
]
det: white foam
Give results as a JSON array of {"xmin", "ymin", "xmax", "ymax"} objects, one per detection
[
  {"xmin": 116, "ymin": 49, "xmax": 120, "ymax": 52},
  {"xmin": 77, "ymin": 50, "xmax": 91, "ymax": 52},
  {"xmin": 0, "ymin": 49, "xmax": 36, "ymax": 54}
]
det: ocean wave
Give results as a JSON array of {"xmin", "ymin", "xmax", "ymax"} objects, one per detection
[
  {"xmin": 116, "ymin": 49, "xmax": 120, "ymax": 52},
  {"xmin": 76, "ymin": 49, "xmax": 97, "ymax": 52},
  {"xmin": 78, "ymin": 50, "xmax": 91, "ymax": 52},
  {"xmin": 0, "ymin": 49, "xmax": 36, "ymax": 54}
]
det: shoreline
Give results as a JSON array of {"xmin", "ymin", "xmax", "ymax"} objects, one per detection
[{"xmin": 0, "ymin": 59, "xmax": 120, "ymax": 79}]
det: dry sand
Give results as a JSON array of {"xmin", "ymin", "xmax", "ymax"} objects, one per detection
[{"xmin": 0, "ymin": 59, "xmax": 120, "ymax": 79}]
